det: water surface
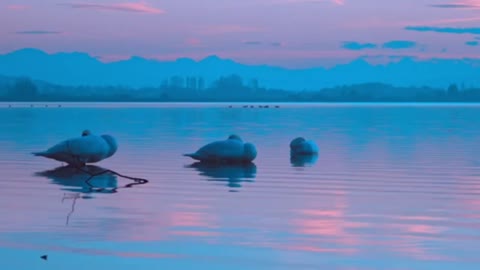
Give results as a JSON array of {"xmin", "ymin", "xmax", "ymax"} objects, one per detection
[{"xmin": 1, "ymin": 102, "xmax": 480, "ymax": 269}]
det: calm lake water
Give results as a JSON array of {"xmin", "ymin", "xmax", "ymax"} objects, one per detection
[{"xmin": 1, "ymin": 102, "xmax": 480, "ymax": 270}]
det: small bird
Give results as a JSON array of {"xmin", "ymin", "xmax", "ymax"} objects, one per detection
[
  {"xmin": 32, "ymin": 130, "xmax": 118, "ymax": 167},
  {"xmin": 184, "ymin": 135, "xmax": 257, "ymax": 164},
  {"xmin": 40, "ymin": 255, "xmax": 48, "ymax": 261},
  {"xmin": 290, "ymin": 137, "xmax": 319, "ymax": 155}
]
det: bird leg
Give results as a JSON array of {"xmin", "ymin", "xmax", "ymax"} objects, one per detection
[{"xmin": 72, "ymin": 155, "xmax": 86, "ymax": 168}]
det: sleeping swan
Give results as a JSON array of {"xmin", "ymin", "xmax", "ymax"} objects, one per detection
[
  {"xmin": 32, "ymin": 129, "xmax": 118, "ymax": 167},
  {"xmin": 183, "ymin": 134, "xmax": 257, "ymax": 163},
  {"xmin": 290, "ymin": 137, "xmax": 319, "ymax": 155}
]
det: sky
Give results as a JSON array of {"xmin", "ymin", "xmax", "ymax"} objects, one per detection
[{"xmin": 1, "ymin": 0, "xmax": 480, "ymax": 67}]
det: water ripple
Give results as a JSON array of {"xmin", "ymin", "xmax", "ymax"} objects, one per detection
[{"xmin": 1, "ymin": 103, "xmax": 480, "ymax": 269}]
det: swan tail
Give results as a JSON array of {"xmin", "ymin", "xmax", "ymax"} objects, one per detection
[
  {"xmin": 32, "ymin": 151, "xmax": 48, "ymax": 157},
  {"xmin": 183, "ymin": 153, "xmax": 200, "ymax": 160}
]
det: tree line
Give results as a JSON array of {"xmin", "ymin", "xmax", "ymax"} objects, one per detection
[{"xmin": 1, "ymin": 75, "xmax": 479, "ymax": 102}]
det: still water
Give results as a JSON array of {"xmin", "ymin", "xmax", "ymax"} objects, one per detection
[{"xmin": 0, "ymin": 102, "xmax": 480, "ymax": 269}]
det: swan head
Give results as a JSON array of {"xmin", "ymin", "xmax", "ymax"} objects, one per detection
[
  {"xmin": 290, "ymin": 137, "xmax": 319, "ymax": 155},
  {"xmin": 290, "ymin": 137, "xmax": 306, "ymax": 150},
  {"xmin": 228, "ymin": 134, "xmax": 242, "ymax": 141},
  {"xmin": 243, "ymin": 143, "xmax": 257, "ymax": 162},
  {"xmin": 101, "ymin": 134, "xmax": 118, "ymax": 158},
  {"xmin": 306, "ymin": 140, "xmax": 319, "ymax": 154},
  {"xmin": 82, "ymin": 129, "xmax": 91, "ymax": 136}
]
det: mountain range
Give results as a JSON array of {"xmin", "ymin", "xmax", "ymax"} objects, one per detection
[{"xmin": 0, "ymin": 48, "xmax": 479, "ymax": 90}]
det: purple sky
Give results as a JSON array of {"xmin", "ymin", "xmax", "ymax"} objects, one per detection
[{"xmin": 1, "ymin": 0, "xmax": 480, "ymax": 67}]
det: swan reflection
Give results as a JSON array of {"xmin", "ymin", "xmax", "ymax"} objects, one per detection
[
  {"xmin": 290, "ymin": 154, "xmax": 319, "ymax": 167},
  {"xmin": 35, "ymin": 165, "xmax": 118, "ymax": 194},
  {"xmin": 186, "ymin": 162, "xmax": 257, "ymax": 190}
]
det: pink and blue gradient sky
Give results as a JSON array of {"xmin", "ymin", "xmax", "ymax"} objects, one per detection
[{"xmin": 1, "ymin": 0, "xmax": 480, "ymax": 67}]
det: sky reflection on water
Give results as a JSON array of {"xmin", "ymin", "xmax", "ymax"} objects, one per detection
[{"xmin": 0, "ymin": 103, "xmax": 480, "ymax": 269}]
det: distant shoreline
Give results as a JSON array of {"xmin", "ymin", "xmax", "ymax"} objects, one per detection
[
  {"xmin": 3, "ymin": 101, "xmax": 480, "ymax": 107},
  {"xmin": 2, "ymin": 74, "xmax": 480, "ymax": 103},
  {"xmin": 3, "ymin": 99, "xmax": 480, "ymax": 103}
]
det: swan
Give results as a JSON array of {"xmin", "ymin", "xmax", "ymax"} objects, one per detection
[
  {"xmin": 290, "ymin": 137, "xmax": 319, "ymax": 155},
  {"xmin": 183, "ymin": 134, "xmax": 257, "ymax": 163},
  {"xmin": 32, "ymin": 129, "xmax": 118, "ymax": 167}
]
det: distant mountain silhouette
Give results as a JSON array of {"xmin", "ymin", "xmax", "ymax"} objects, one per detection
[{"xmin": 0, "ymin": 48, "xmax": 479, "ymax": 90}]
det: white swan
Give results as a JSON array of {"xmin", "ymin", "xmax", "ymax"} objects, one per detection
[
  {"xmin": 183, "ymin": 135, "xmax": 257, "ymax": 163},
  {"xmin": 32, "ymin": 129, "xmax": 118, "ymax": 167},
  {"xmin": 290, "ymin": 137, "xmax": 319, "ymax": 155}
]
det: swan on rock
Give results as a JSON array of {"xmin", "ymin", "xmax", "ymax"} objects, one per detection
[
  {"xmin": 290, "ymin": 137, "xmax": 319, "ymax": 155},
  {"xmin": 32, "ymin": 130, "xmax": 118, "ymax": 167},
  {"xmin": 183, "ymin": 135, "xmax": 257, "ymax": 163}
]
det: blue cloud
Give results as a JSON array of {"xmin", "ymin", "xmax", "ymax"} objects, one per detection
[
  {"xmin": 15, "ymin": 30, "xmax": 62, "ymax": 35},
  {"xmin": 430, "ymin": 4, "xmax": 478, "ymax": 8},
  {"xmin": 466, "ymin": 41, "xmax": 479, "ymax": 46},
  {"xmin": 243, "ymin": 41, "xmax": 262, "ymax": 45},
  {"xmin": 382, "ymin": 40, "xmax": 417, "ymax": 49},
  {"xmin": 405, "ymin": 26, "xmax": 480, "ymax": 34},
  {"xmin": 341, "ymin": 41, "xmax": 377, "ymax": 50}
]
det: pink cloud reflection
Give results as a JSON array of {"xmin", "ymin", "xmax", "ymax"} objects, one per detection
[
  {"xmin": 240, "ymin": 241, "xmax": 356, "ymax": 255},
  {"xmin": 292, "ymin": 193, "xmax": 368, "ymax": 249},
  {"xmin": 391, "ymin": 235, "xmax": 453, "ymax": 261},
  {"xmin": 170, "ymin": 211, "xmax": 218, "ymax": 229},
  {"xmin": 294, "ymin": 209, "xmax": 368, "ymax": 246},
  {"xmin": 171, "ymin": 231, "xmax": 219, "ymax": 237},
  {"xmin": 0, "ymin": 239, "xmax": 180, "ymax": 259}
]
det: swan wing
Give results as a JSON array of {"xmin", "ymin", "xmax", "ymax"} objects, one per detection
[
  {"xmin": 33, "ymin": 135, "xmax": 109, "ymax": 165},
  {"xmin": 66, "ymin": 135, "xmax": 109, "ymax": 162},
  {"xmin": 32, "ymin": 140, "xmax": 78, "ymax": 164},
  {"xmin": 196, "ymin": 140, "xmax": 245, "ymax": 160}
]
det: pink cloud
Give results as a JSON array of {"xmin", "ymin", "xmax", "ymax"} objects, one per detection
[
  {"xmin": 185, "ymin": 38, "xmax": 202, "ymax": 47},
  {"xmin": 432, "ymin": 17, "xmax": 480, "ymax": 26},
  {"xmin": 432, "ymin": 0, "xmax": 480, "ymax": 8},
  {"xmin": 273, "ymin": 0, "xmax": 345, "ymax": 5},
  {"xmin": 199, "ymin": 25, "xmax": 266, "ymax": 35},
  {"xmin": 7, "ymin": 4, "xmax": 30, "ymax": 10},
  {"xmin": 60, "ymin": 1, "xmax": 164, "ymax": 14}
]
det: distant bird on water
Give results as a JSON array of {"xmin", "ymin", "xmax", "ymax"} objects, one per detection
[
  {"xmin": 184, "ymin": 135, "xmax": 257, "ymax": 163},
  {"xmin": 32, "ymin": 130, "xmax": 118, "ymax": 167},
  {"xmin": 290, "ymin": 137, "xmax": 319, "ymax": 155}
]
